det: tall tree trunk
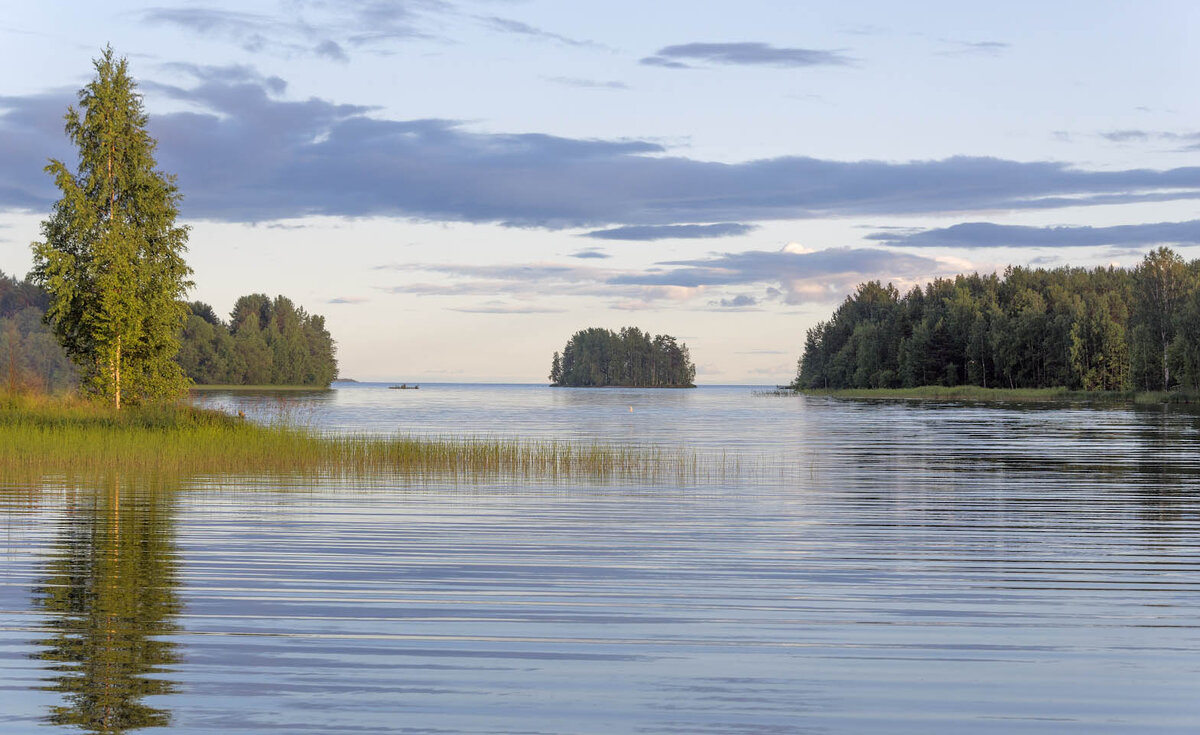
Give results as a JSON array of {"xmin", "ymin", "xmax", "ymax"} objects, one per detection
[
  {"xmin": 114, "ymin": 336, "xmax": 121, "ymax": 410},
  {"xmin": 1163, "ymin": 336, "xmax": 1170, "ymax": 390}
]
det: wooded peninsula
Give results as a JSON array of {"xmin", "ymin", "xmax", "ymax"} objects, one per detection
[
  {"xmin": 550, "ymin": 327, "xmax": 696, "ymax": 388},
  {"xmin": 792, "ymin": 247, "xmax": 1198, "ymax": 394},
  {"xmin": 2, "ymin": 271, "xmax": 337, "ymax": 391}
]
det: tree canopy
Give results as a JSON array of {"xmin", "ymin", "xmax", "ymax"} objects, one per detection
[
  {"xmin": 177, "ymin": 295, "xmax": 338, "ymax": 386},
  {"xmin": 551, "ymin": 327, "xmax": 696, "ymax": 388},
  {"xmin": 29, "ymin": 47, "xmax": 192, "ymax": 408},
  {"xmin": 2, "ymin": 271, "xmax": 336, "ymax": 390},
  {"xmin": 792, "ymin": 247, "xmax": 1200, "ymax": 393}
]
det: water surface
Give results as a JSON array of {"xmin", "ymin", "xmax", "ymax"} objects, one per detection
[{"xmin": 2, "ymin": 384, "xmax": 1199, "ymax": 733}]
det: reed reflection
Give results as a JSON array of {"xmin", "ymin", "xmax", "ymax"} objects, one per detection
[{"xmin": 31, "ymin": 476, "xmax": 182, "ymax": 734}]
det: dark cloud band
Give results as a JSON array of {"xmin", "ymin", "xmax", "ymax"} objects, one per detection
[
  {"xmin": 867, "ymin": 220, "xmax": 1200, "ymax": 249},
  {"xmin": 583, "ymin": 223, "xmax": 756, "ymax": 240},
  {"xmin": 641, "ymin": 42, "xmax": 853, "ymax": 69},
  {"xmin": 6, "ymin": 71, "xmax": 1200, "ymax": 230}
]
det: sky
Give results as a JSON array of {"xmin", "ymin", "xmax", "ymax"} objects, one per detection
[{"xmin": 2, "ymin": 1, "xmax": 1200, "ymax": 383}]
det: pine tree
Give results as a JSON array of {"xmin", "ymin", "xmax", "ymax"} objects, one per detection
[{"xmin": 30, "ymin": 47, "xmax": 192, "ymax": 408}]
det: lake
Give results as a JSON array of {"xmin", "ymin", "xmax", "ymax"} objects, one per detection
[{"xmin": 2, "ymin": 383, "xmax": 1199, "ymax": 733}]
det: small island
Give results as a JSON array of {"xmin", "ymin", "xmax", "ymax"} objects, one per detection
[{"xmin": 550, "ymin": 327, "xmax": 696, "ymax": 388}]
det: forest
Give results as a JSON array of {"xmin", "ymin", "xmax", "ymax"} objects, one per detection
[
  {"xmin": 0, "ymin": 270, "xmax": 76, "ymax": 391},
  {"xmin": 1, "ymin": 271, "xmax": 337, "ymax": 389},
  {"xmin": 177, "ymin": 294, "xmax": 337, "ymax": 386},
  {"xmin": 793, "ymin": 247, "xmax": 1200, "ymax": 393},
  {"xmin": 551, "ymin": 327, "xmax": 696, "ymax": 388}
]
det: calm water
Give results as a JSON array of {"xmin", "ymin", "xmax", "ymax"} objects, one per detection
[{"xmin": 2, "ymin": 383, "xmax": 1200, "ymax": 733}]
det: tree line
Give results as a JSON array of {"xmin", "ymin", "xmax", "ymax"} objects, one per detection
[
  {"xmin": 179, "ymin": 295, "xmax": 337, "ymax": 386},
  {"xmin": 2, "ymin": 269, "xmax": 337, "ymax": 389},
  {"xmin": 551, "ymin": 327, "xmax": 696, "ymax": 388},
  {"xmin": 1, "ymin": 270, "xmax": 76, "ymax": 392},
  {"xmin": 793, "ymin": 247, "xmax": 1200, "ymax": 393}
]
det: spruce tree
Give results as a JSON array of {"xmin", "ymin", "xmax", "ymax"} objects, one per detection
[{"xmin": 30, "ymin": 47, "xmax": 192, "ymax": 408}]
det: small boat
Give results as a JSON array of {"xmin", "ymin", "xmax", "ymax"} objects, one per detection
[{"xmin": 388, "ymin": 383, "xmax": 419, "ymax": 389}]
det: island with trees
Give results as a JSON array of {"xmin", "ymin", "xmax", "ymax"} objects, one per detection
[
  {"xmin": 550, "ymin": 327, "xmax": 696, "ymax": 388},
  {"xmin": 792, "ymin": 247, "xmax": 1200, "ymax": 394}
]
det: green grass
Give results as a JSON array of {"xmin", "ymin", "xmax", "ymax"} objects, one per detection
[
  {"xmin": 792, "ymin": 385, "xmax": 1200, "ymax": 404},
  {"xmin": 0, "ymin": 391, "xmax": 696, "ymax": 482}
]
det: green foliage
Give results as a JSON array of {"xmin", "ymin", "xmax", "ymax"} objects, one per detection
[
  {"xmin": 29, "ymin": 47, "xmax": 192, "ymax": 408},
  {"xmin": 552, "ymin": 326, "xmax": 696, "ymax": 387},
  {"xmin": 793, "ymin": 248, "xmax": 1200, "ymax": 393},
  {"xmin": 1, "ymin": 270, "xmax": 77, "ymax": 392},
  {"xmin": 176, "ymin": 295, "xmax": 338, "ymax": 386},
  {"xmin": 0, "ymin": 272, "xmax": 334, "ymax": 390}
]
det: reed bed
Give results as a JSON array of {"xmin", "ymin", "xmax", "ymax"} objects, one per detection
[{"xmin": 0, "ymin": 392, "xmax": 698, "ymax": 483}]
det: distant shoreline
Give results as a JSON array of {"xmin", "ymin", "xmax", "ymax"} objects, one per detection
[
  {"xmin": 189, "ymin": 384, "xmax": 333, "ymax": 391},
  {"xmin": 550, "ymin": 384, "xmax": 696, "ymax": 389},
  {"xmin": 793, "ymin": 386, "xmax": 1200, "ymax": 405}
]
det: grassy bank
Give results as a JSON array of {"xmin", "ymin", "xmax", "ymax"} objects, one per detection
[
  {"xmin": 0, "ymin": 392, "xmax": 693, "ymax": 481},
  {"xmin": 794, "ymin": 385, "xmax": 1200, "ymax": 404}
]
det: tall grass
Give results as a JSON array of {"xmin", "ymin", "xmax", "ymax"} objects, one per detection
[{"xmin": 0, "ymin": 391, "xmax": 697, "ymax": 483}]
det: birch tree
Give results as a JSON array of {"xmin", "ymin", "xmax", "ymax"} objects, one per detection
[{"xmin": 30, "ymin": 47, "xmax": 192, "ymax": 408}]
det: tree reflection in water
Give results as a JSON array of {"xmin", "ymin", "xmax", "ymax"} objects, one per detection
[{"xmin": 31, "ymin": 476, "xmax": 181, "ymax": 733}]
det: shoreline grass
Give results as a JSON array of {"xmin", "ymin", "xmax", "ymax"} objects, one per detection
[
  {"xmin": 789, "ymin": 385, "xmax": 1200, "ymax": 404},
  {"xmin": 0, "ymin": 391, "xmax": 697, "ymax": 482}
]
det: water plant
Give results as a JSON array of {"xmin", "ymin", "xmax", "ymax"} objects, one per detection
[{"xmin": 0, "ymin": 390, "xmax": 697, "ymax": 483}]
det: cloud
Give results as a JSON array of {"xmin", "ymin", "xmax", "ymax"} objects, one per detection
[
  {"xmin": 937, "ymin": 40, "xmax": 1010, "ymax": 57},
  {"xmin": 639, "ymin": 56, "xmax": 692, "ymax": 69},
  {"xmin": 450, "ymin": 301, "xmax": 566, "ymax": 314},
  {"xmin": 379, "ymin": 245, "xmax": 953, "ymax": 307},
  {"xmin": 1101, "ymin": 129, "xmax": 1152, "ymax": 143},
  {"xmin": 569, "ymin": 249, "xmax": 611, "ymax": 259},
  {"xmin": 8, "ymin": 70, "xmax": 1200, "ymax": 228},
  {"xmin": 712, "ymin": 294, "xmax": 759, "ymax": 308},
  {"xmin": 158, "ymin": 62, "xmax": 288, "ymax": 93},
  {"xmin": 641, "ymin": 42, "xmax": 853, "ymax": 69},
  {"xmin": 1099, "ymin": 129, "xmax": 1200, "ymax": 150},
  {"xmin": 583, "ymin": 223, "xmax": 756, "ymax": 241},
  {"xmin": 328, "ymin": 296, "xmax": 369, "ymax": 304},
  {"xmin": 0, "ymin": 88, "xmax": 76, "ymax": 210},
  {"xmin": 608, "ymin": 246, "xmax": 940, "ymax": 291},
  {"xmin": 544, "ymin": 76, "xmax": 629, "ymax": 91},
  {"xmin": 140, "ymin": 2, "xmax": 445, "ymax": 59},
  {"xmin": 142, "ymin": 7, "xmax": 268, "ymax": 37},
  {"xmin": 141, "ymin": 7, "xmax": 285, "ymax": 54},
  {"xmin": 477, "ymin": 16, "xmax": 595, "ymax": 48},
  {"xmin": 315, "ymin": 40, "xmax": 349, "ymax": 62},
  {"xmin": 866, "ymin": 220, "xmax": 1200, "ymax": 249}
]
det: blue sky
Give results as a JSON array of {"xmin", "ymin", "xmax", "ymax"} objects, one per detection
[{"xmin": 2, "ymin": 1, "xmax": 1199, "ymax": 382}]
